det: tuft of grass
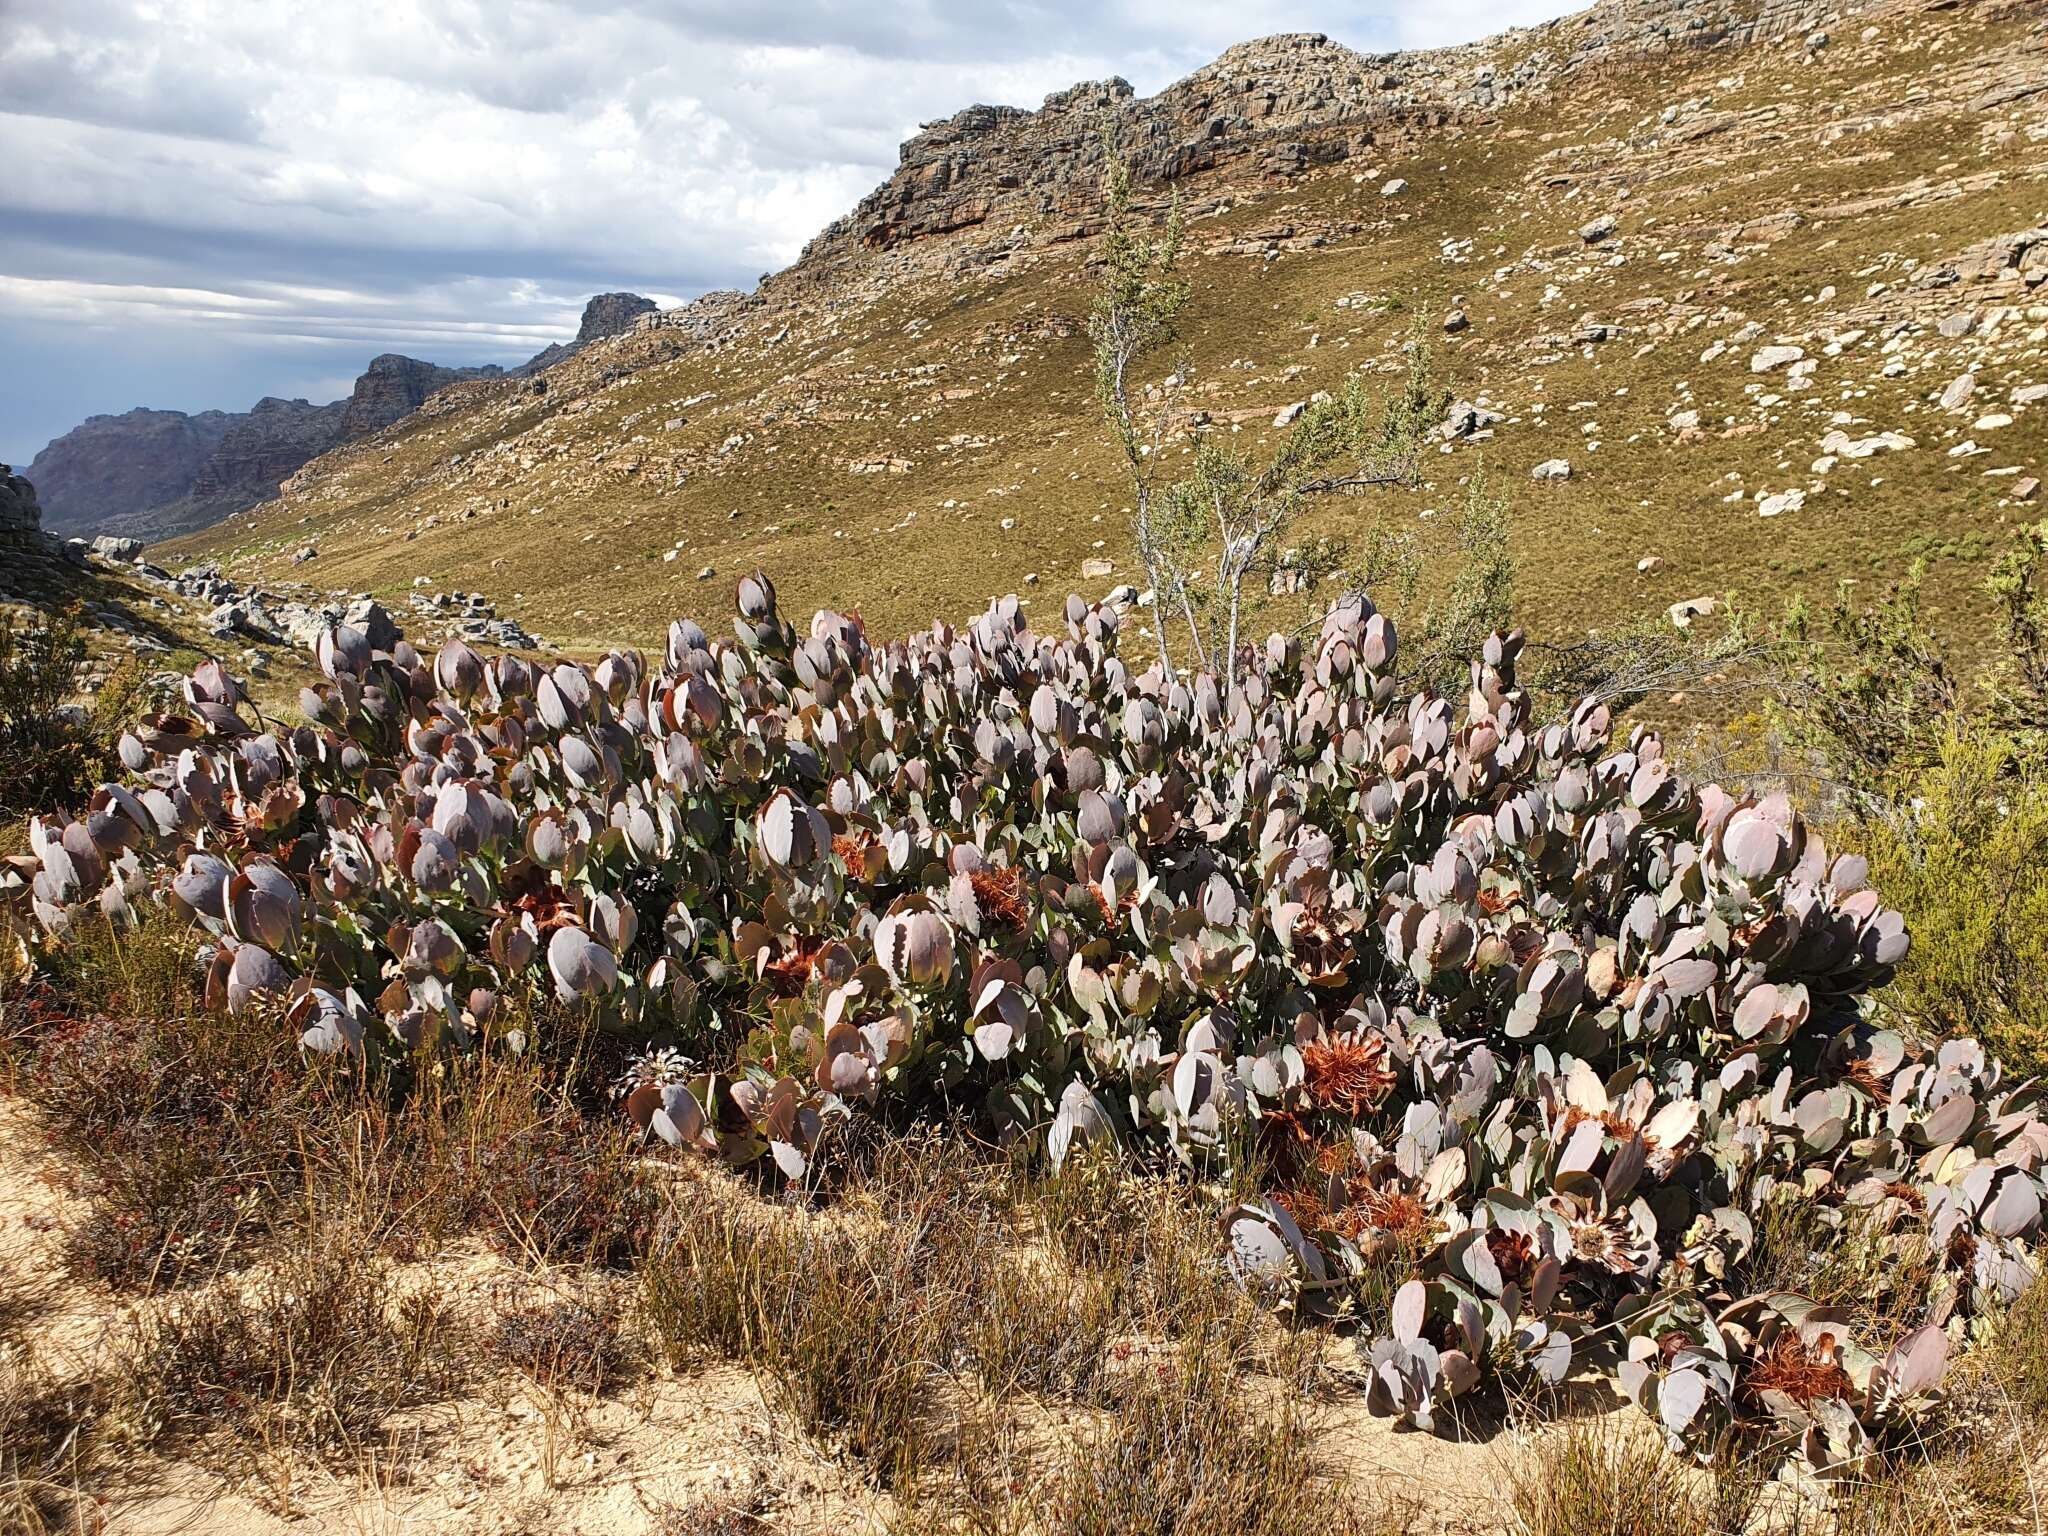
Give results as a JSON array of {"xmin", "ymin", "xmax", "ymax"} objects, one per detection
[
  {"xmin": 1983, "ymin": 1270, "xmax": 2048, "ymax": 1424},
  {"xmin": 491, "ymin": 1289, "xmax": 634, "ymax": 1396},
  {"xmin": 122, "ymin": 1224, "xmax": 466, "ymax": 1469},
  {"xmin": 0, "ymin": 1264, "xmax": 106, "ymax": 1536},
  {"xmin": 1504, "ymin": 1417, "xmax": 1756, "ymax": 1536},
  {"xmin": 1042, "ymin": 1334, "xmax": 1379, "ymax": 1536},
  {"xmin": 4, "ymin": 913, "xmax": 656, "ymax": 1290},
  {"xmin": 640, "ymin": 1130, "xmax": 1376, "ymax": 1535},
  {"xmin": 1738, "ymin": 1195, "xmax": 1937, "ymax": 1351},
  {"xmin": 641, "ymin": 1157, "xmax": 978, "ymax": 1489}
]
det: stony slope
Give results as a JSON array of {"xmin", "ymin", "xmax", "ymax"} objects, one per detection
[{"xmin": 170, "ymin": 0, "xmax": 2047, "ymax": 670}]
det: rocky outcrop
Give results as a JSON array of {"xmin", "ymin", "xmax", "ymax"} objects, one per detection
[
  {"xmin": 801, "ymin": 0, "xmax": 1890, "ymax": 271},
  {"xmin": 27, "ymin": 408, "xmax": 232, "ymax": 534},
  {"xmin": 576, "ymin": 292, "xmax": 657, "ymax": 345},
  {"xmin": 339, "ymin": 354, "xmax": 503, "ymax": 439},
  {"xmin": 0, "ymin": 464, "xmax": 41, "ymax": 541},
  {"xmin": 520, "ymin": 292, "xmax": 660, "ymax": 372}
]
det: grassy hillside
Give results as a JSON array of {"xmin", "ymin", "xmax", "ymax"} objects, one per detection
[{"xmin": 165, "ymin": 1, "xmax": 2047, "ymax": 672}]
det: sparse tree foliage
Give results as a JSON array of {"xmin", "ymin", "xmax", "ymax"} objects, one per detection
[
  {"xmin": 1088, "ymin": 139, "xmax": 1189, "ymax": 677},
  {"xmin": 1089, "ymin": 143, "xmax": 1443, "ymax": 691},
  {"xmin": 1770, "ymin": 563, "xmax": 1964, "ymax": 801}
]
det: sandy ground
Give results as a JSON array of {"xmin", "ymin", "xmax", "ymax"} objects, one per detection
[{"xmin": 1, "ymin": 1093, "xmax": 1592, "ymax": 1535}]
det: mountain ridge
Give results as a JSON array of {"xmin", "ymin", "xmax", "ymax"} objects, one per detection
[{"xmin": 26, "ymin": 292, "xmax": 660, "ymax": 542}]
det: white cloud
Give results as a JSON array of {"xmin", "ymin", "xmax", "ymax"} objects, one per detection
[{"xmin": 0, "ymin": 0, "xmax": 1576, "ymax": 460}]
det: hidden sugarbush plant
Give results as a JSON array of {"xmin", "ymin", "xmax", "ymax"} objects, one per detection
[{"xmin": 6, "ymin": 571, "xmax": 2042, "ymax": 1485}]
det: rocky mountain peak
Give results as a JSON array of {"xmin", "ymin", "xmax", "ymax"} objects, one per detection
[
  {"xmin": 340, "ymin": 355, "xmax": 501, "ymax": 439},
  {"xmin": 799, "ymin": 0, "xmax": 1890, "ymax": 273},
  {"xmin": 577, "ymin": 292, "xmax": 658, "ymax": 344}
]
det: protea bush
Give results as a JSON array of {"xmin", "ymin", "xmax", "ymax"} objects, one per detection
[{"xmin": 6, "ymin": 572, "xmax": 2042, "ymax": 1478}]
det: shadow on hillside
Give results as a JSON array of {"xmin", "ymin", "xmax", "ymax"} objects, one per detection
[{"xmin": 0, "ymin": 538, "xmax": 194, "ymax": 659}]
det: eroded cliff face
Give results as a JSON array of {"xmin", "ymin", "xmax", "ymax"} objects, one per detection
[
  {"xmin": 799, "ymin": 0, "xmax": 1877, "ymax": 271},
  {"xmin": 339, "ymin": 355, "xmax": 506, "ymax": 440},
  {"xmin": 0, "ymin": 464, "xmax": 40, "ymax": 541},
  {"xmin": 28, "ymin": 408, "xmax": 232, "ymax": 535},
  {"xmin": 576, "ymin": 293, "xmax": 658, "ymax": 345}
]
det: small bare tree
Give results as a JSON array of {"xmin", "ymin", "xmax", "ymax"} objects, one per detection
[
  {"xmin": 1087, "ymin": 139, "xmax": 1188, "ymax": 678},
  {"xmin": 1160, "ymin": 356, "xmax": 1442, "ymax": 690}
]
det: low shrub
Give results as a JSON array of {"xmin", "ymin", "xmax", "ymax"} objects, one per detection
[
  {"xmin": 10, "ymin": 575, "xmax": 2043, "ymax": 1486},
  {"xmin": 1854, "ymin": 727, "xmax": 2048, "ymax": 1077},
  {"xmin": 491, "ymin": 1290, "xmax": 634, "ymax": 1394},
  {"xmin": 0, "ymin": 606, "xmax": 139, "ymax": 820}
]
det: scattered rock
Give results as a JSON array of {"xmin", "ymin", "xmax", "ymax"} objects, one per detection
[
  {"xmin": 89, "ymin": 535, "xmax": 144, "ymax": 562},
  {"xmin": 1940, "ymin": 372, "xmax": 1977, "ymax": 411},
  {"xmin": 1080, "ymin": 556, "xmax": 1115, "ymax": 579},
  {"xmin": 1531, "ymin": 458, "xmax": 1572, "ymax": 481},
  {"xmin": 1750, "ymin": 345, "xmax": 1805, "ymax": 372},
  {"xmin": 1273, "ymin": 401, "xmax": 1307, "ymax": 428},
  {"xmin": 1578, "ymin": 213, "xmax": 1617, "ymax": 244},
  {"xmin": 1819, "ymin": 429, "xmax": 1914, "ymax": 458},
  {"xmin": 1758, "ymin": 489, "xmax": 1806, "ymax": 518},
  {"xmin": 342, "ymin": 598, "xmax": 400, "ymax": 651},
  {"xmin": 1380, "ymin": 178, "xmax": 1407, "ymax": 196},
  {"xmin": 1669, "ymin": 596, "xmax": 1718, "ymax": 629},
  {"xmin": 1441, "ymin": 400, "xmax": 1504, "ymax": 440},
  {"xmin": 1443, "ymin": 308, "xmax": 1470, "ymax": 334}
]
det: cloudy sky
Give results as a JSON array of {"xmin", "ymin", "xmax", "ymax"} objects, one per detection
[{"xmin": 0, "ymin": 0, "xmax": 1572, "ymax": 467}]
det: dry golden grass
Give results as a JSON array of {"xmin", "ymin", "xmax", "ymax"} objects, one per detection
[{"xmin": 2, "ymin": 909, "xmax": 2046, "ymax": 1533}]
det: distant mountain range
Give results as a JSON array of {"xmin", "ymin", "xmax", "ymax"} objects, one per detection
[{"xmin": 26, "ymin": 292, "xmax": 656, "ymax": 541}]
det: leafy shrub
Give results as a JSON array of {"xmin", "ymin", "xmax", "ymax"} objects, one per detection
[
  {"xmin": 9, "ymin": 573, "xmax": 2044, "ymax": 1486},
  {"xmin": 1853, "ymin": 727, "xmax": 2048, "ymax": 1077},
  {"xmin": 0, "ymin": 606, "xmax": 138, "ymax": 820}
]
